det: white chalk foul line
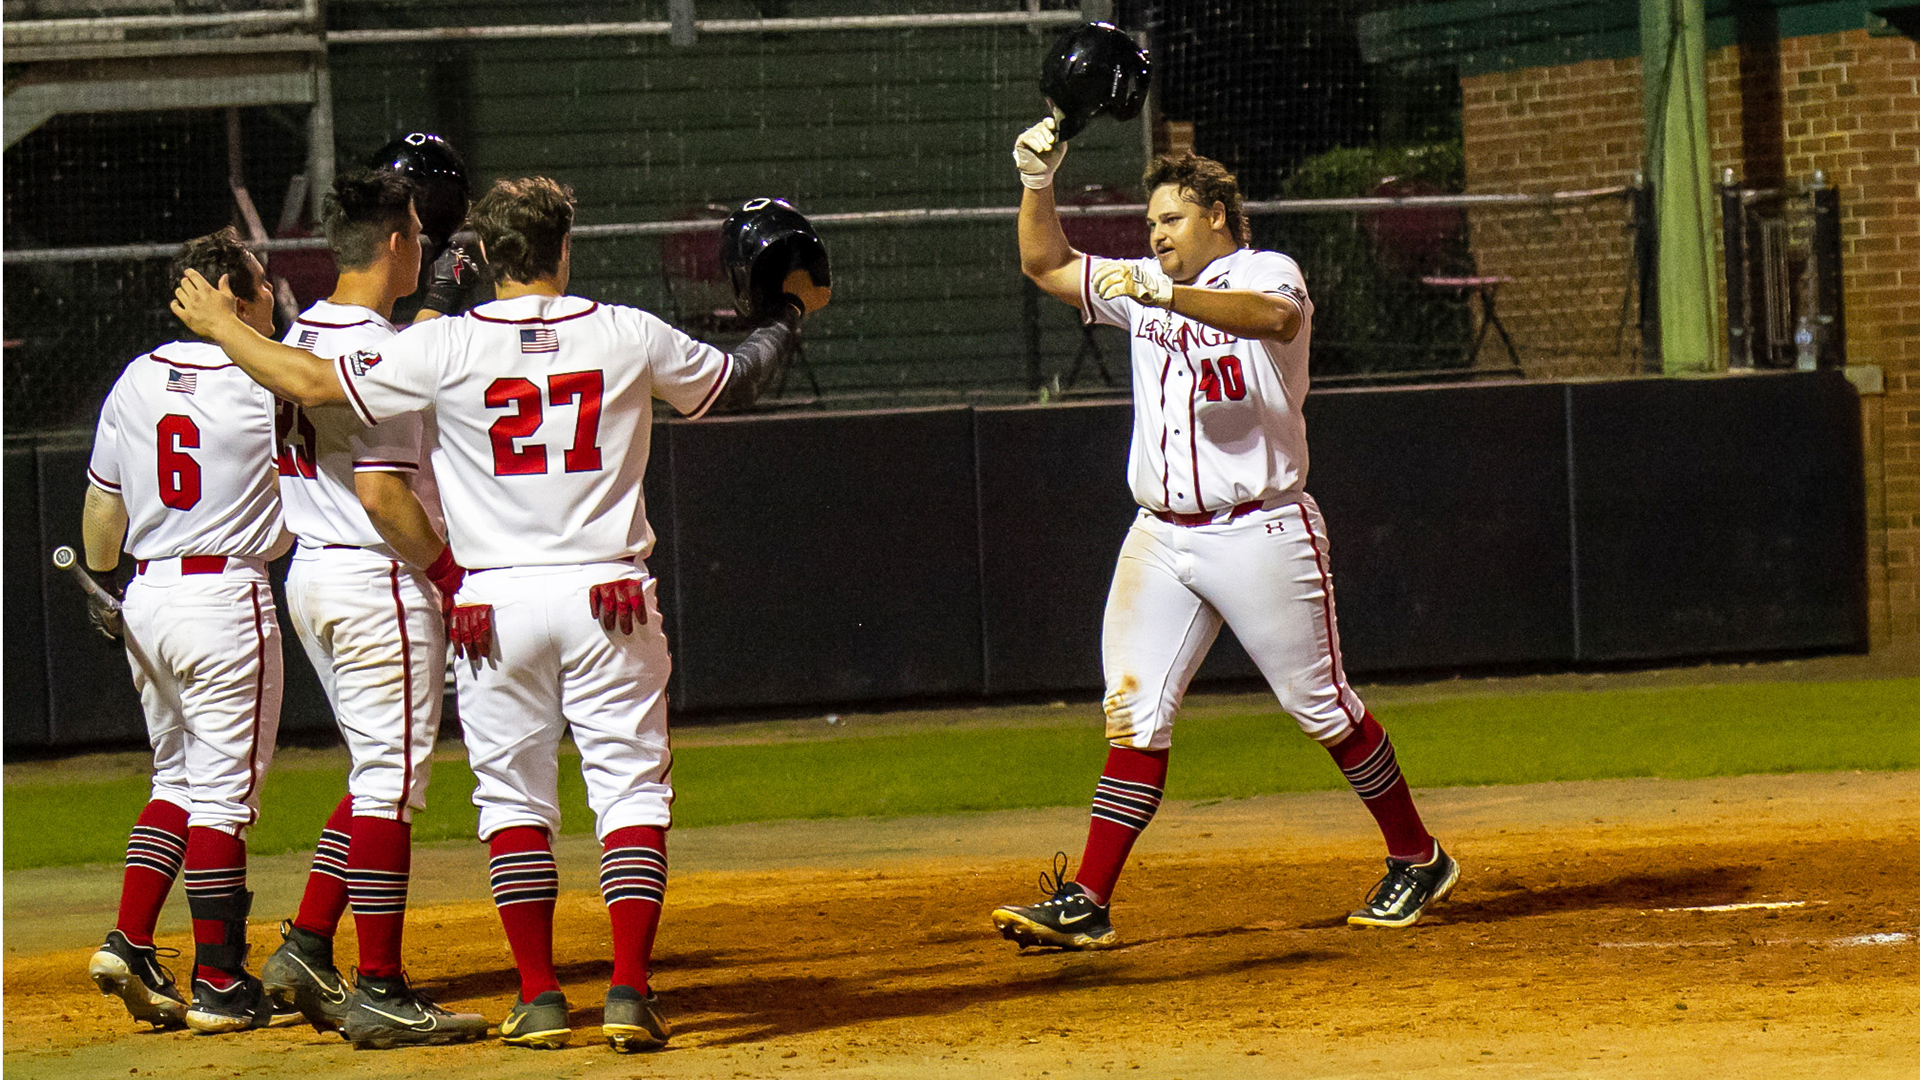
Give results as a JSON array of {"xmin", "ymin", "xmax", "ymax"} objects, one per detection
[
  {"xmin": 1598, "ymin": 931, "xmax": 1913, "ymax": 949},
  {"xmin": 1833, "ymin": 932, "xmax": 1913, "ymax": 947},
  {"xmin": 1652, "ymin": 900, "xmax": 1816, "ymax": 913}
]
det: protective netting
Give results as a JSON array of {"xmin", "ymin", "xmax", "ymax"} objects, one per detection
[{"xmin": 3, "ymin": 1, "xmax": 1642, "ymax": 434}]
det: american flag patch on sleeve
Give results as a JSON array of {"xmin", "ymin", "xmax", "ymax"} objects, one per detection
[
  {"xmin": 165, "ymin": 368, "xmax": 197, "ymax": 394},
  {"xmin": 297, "ymin": 329, "xmax": 320, "ymax": 350},
  {"xmin": 520, "ymin": 328, "xmax": 559, "ymax": 353}
]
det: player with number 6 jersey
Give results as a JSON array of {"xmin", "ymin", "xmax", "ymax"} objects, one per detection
[
  {"xmin": 991, "ymin": 123, "xmax": 1458, "ymax": 950},
  {"xmin": 83, "ymin": 228, "xmax": 288, "ymax": 1035},
  {"xmin": 170, "ymin": 175, "xmax": 827, "ymax": 1054}
]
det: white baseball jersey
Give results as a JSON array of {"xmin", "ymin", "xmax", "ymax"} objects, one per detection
[
  {"xmin": 1081, "ymin": 248, "xmax": 1314, "ymax": 514},
  {"xmin": 88, "ymin": 340, "xmax": 284, "ymax": 560},
  {"xmin": 275, "ymin": 301, "xmax": 443, "ymax": 556},
  {"xmin": 333, "ymin": 294, "xmax": 731, "ymax": 569}
]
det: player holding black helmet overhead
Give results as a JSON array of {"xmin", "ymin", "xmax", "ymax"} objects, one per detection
[{"xmin": 990, "ymin": 23, "xmax": 1458, "ymax": 952}]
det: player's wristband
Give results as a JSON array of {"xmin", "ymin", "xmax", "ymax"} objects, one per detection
[{"xmin": 425, "ymin": 545, "xmax": 465, "ymax": 599}]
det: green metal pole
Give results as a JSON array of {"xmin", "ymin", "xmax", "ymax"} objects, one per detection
[{"xmin": 1641, "ymin": 0, "xmax": 1720, "ymax": 374}]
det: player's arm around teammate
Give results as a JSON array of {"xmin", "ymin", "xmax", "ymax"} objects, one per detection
[
  {"xmin": 253, "ymin": 169, "xmax": 488, "ymax": 1047},
  {"xmin": 85, "ymin": 229, "xmax": 291, "ymax": 1035},
  {"xmin": 173, "ymin": 175, "xmax": 825, "ymax": 1054},
  {"xmin": 991, "ymin": 122, "xmax": 1458, "ymax": 952}
]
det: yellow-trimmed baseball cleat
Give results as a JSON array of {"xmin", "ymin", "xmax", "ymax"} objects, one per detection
[
  {"xmin": 601, "ymin": 985, "xmax": 669, "ymax": 1052},
  {"xmin": 1347, "ymin": 842, "xmax": 1461, "ymax": 928},
  {"xmin": 991, "ymin": 855, "xmax": 1119, "ymax": 951},
  {"xmin": 499, "ymin": 990, "xmax": 571, "ymax": 1049}
]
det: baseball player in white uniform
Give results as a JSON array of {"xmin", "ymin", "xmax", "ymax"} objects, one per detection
[
  {"xmin": 991, "ymin": 120, "xmax": 1458, "ymax": 950},
  {"xmin": 248, "ymin": 169, "xmax": 488, "ymax": 1047},
  {"xmin": 82, "ymin": 228, "xmax": 289, "ymax": 1033},
  {"xmin": 170, "ymin": 176, "xmax": 827, "ymax": 1053}
]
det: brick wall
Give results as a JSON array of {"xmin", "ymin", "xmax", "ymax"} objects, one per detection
[{"xmin": 1461, "ymin": 29, "xmax": 1920, "ymax": 643}]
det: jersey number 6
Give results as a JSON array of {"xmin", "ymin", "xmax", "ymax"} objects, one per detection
[
  {"xmin": 157, "ymin": 413, "xmax": 203, "ymax": 510},
  {"xmin": 486, "ymin": 370, "xmax": 605, "ymax": 477}
]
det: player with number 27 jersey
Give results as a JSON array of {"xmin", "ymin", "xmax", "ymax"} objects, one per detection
[{"xmin": 335, "ymin": 294, "xmax": 728, "ymax": 568}]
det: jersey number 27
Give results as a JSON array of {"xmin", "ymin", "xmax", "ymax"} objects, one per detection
[{"xmin": 487, "ymin": 371, "xmax": 604, "ymax": 477}]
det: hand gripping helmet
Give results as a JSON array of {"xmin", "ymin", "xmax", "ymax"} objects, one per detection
[
  {"xmin": 1040, "ymin": 22, "xmax": 1152, "ymax": 141},
  {"xmin": 367, "ymin": 132, "xmax": 470, "ymax": 244},
  {"xmin": 719, "ymin": 198, "xmax": 831, "ymax": 322}
]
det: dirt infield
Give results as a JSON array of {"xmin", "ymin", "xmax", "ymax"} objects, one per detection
[{"xmin": 5, "ymin": 769, "xmax": 1916, "ymax": 1079}]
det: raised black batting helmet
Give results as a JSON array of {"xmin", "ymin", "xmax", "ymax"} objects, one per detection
[
  {"xmin": 1040, "ymin": 22, "xmax": 1152, "ymax": 141},
  {"xmin": 719, "ymin": 198, "xmax": 831, "ymax": 322},
  {"xmin": 368, "ymin": 132, "xmax": 470, "ymax": 243}
]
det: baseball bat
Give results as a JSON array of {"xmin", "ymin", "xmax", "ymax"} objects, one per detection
[{"xmin": 50, "ymin": 545, "xmax": 123, "ymax": 615}]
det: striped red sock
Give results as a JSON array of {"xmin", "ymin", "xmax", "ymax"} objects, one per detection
[
  {"xmin": 600, "ymin": 826, "xmax": 667, "ymax": 993},
  {"xmin": 291, "ymin": 795, "xmax": 353, "ymax": 937},
  {"xmin": 1328, "ymin": 712, "xmax": 1433, "ymax": 862},
  {"xmin": 348, "ymin": 816, "xmax": 412, "ymax": 979},
  {"xmin": 1074, "ymin": 746, "xmax": 1169, "ymax": 905},
  {"xmin": 488, "ymin": 827, "xmax": 560, "ymax": 1000},
  {"xmin": 184, "ymin": 826, "xmax": 248, "ymax": 986},
  {"xmin": 115, "ymin": 799, "xmax": 189, "ymax": 947}
]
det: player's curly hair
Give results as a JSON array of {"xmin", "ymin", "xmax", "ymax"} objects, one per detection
[
  {"xmin": 169, "ymin": 226, "xmax": 261, "ymax": 299},
  {"xmin": 470, "ymin": 177, "xmax": 575, "ymax": 285},
  {"xmin": 324, "ymin": 168, "xmax": 419, "ymax": 271},
  {"xmin": 1142, "ymin": 152, "xmax": 1248, "ymax": 245}
]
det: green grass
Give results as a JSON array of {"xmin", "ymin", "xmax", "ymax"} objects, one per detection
[{"xmin": 7, "ymin": 678, "xmax": 1916, "ymax": 871}]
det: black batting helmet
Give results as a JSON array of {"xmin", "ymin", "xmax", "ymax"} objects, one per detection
[
  {"xmin": 1040, "ymin": 22, "xmax": 1152, "ymax": 141},
  {"xmin": 719, "ymin": 198, "xmax": 831, "ymax": 322},
  {"xmin": 368, "ymin": 132, "xmax": 470, "ymax": 244}
]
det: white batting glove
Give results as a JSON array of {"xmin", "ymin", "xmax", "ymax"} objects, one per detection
[
  {"xmin": 1013, "ymin": 116, "xmax": 1067, "ymax": 190},
  {"xmin": 1093, "ymin": 259, "xmax": 1174, "ymax": 308}
]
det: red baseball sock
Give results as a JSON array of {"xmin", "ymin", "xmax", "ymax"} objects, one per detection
[
  {"xmin": 1074, "ymin": 746, "xmax": 1170, "ymax": 905},
  {"xmin": 291, "ymin": 795, "xmax": 353, "ymax": 937},
  {"xmin": 184, "ymin": 826, "xmax": 249, "ymax": 987},
  {"xmin": 1328, "ymin": 712, "xmax": 1433, "ymax": 862},
  {"xmin": 488, "ymin": 827, "xmax": 560, "ymax": 1000},
  {"xmin": 115, "ymin": 799, "xmax": 189, "ymax": 947},
  {"xmin": 599, "ymin": 826, "xmax": 667, "ymax": 993},
  {"xmin": 347, "ymin": 815, "xmax": 412, "ymax": 979}
]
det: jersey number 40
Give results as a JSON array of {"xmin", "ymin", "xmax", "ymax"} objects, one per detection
[{"xmin": 486, "ymin": 371, "xmax": 604, "ymax": 477}]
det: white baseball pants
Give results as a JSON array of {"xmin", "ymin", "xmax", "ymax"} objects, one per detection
[
  {"xmin": 285, "ymin": 544, "xmax": 445, "ymax": 821},
  {"xmin": 121, "ymin": 558, "xmax": 283, "ymax": 836},
  {"xmin": 1101, "ymin": 493, "xmax": 1367, "ymax": 750},
  {"xmin": 453, "ymin": 562, "xmax": 673, "ymax": 843}
]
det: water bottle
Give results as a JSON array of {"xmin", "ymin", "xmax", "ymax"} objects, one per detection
[{"xmin": 1794, "ymin": 314, "xmax": 1816, "ymax": 371}]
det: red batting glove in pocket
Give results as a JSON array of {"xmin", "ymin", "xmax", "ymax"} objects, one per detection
[
  {"xmin": 449, "ymin": 603, "xmax": 494, "ymax": 660},
  {"xmin": 588, "ymin": 579, "xmax": 647, "ymax": 634}
]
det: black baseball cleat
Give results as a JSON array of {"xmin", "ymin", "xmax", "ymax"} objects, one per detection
[
  {"xmin": 498, "ymin": 990, "xmax": 571, "ymax": 1049},
  {"xmin": 990, "ymin": 853, "xmax": 1119, "ymax": 950},
  {"xmin": 88, "ymin": 930, "xmax": 188, "ymax": 1029},
  {"xmin": 1347, "ymin": 841, "xmax": 1461, "ymax": 928},
  {"xmin": 260, "ymin": 921, "xmax": 350, "ymax": 1033},
  {"xmin": 184, "ymin": 972, "xmax": 276, "ymax": 1034},
  {"xmin": 602, "ymin": 984, "xmax": 670, "ymax": 1053},
  {"xmin": 341, "ymin": 971, "xmax": 491, "ymax": 1049}
]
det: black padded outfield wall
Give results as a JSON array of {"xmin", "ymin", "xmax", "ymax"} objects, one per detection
[
  {"xmin": 1569, "ymin": 373, "xmax": 1868, "ymax": 661},
  {"xmin": 664, "ymin": 407, "xmax": 983, "ymax": 711},
  {"xmin": 3, "ymin": 371, "xmax": 1867, "ymax": 748}
]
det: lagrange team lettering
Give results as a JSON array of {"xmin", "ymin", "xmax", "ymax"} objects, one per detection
[{"xmin": 1135, "ymin": 316, "xmax": 1238, "ymax": 353}]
